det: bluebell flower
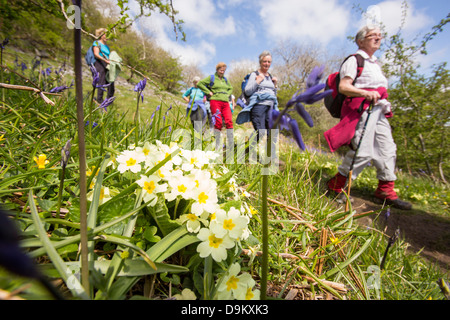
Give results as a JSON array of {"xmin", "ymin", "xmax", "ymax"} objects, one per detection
[
  {"xmin": 96, "ymin": 96, "xmax": 115, "ymax": 112},
  {"xmin": 270, "ymin": 65, "xmax": 332, "ymax": 151},
  {"xmin": 49, "ymin": 81, "xmax": 74, "ymax": 93},
  {"xmin": 288, "ymin": 118, "xmax": 306, "ymax": 150},
  {"xmin": 294, "ymin": 103, "xmax": 313, "ymax": 128},
  {"xmin": 383, "ymin": 208, "xmax": 391, "ymax": 222},
  {"xmin": 85, "ymin": 121, "xmax": 98, "ymax": 128},
  {"xmin": 134, "ymin": 78, "xmax": 147, "ymax": 102},
  {"xmin": 0, "ymin": 38, "xmax": 9, "ymax": 50},
  {"xmin": 61, "ymin": 139, "xmax": 71, "ymax": 169},
  {"xmin": 21, "ymin": 62, "xmax": 27, "ymax": 72},
  {"xmin": 89, "ymin": 65, "xmax": 110, "ymax": 90},
  {"xmin": 306, "ymin": 65, "xmax": 325, "ymax": 88},
  {"xmin": 211, "ymin": 109, "xmax": 221, "ymax": 126}
]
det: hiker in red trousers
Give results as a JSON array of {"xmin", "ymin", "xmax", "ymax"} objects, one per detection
[{"xmin": 324, "ymin": 25, "xmax": 412, "ymax": 210}]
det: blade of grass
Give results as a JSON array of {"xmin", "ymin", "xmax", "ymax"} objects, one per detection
[{"xmin": 28, "ymin": 190, "xmax": 90, "ymax": 300}]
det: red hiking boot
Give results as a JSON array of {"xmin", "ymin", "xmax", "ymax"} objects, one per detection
[
  {"xmin": 327, "ymin": 173, "xmax": 353, "ymax": 204},
  {"xmin": 374, "ymin": 181, "xmax": 412, "ymax": 210},
  {"xmin": 327, "ymin": 172, "xmax": 347, "ymax": 193}
]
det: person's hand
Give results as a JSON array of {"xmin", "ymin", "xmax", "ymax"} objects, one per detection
[
  {"xmin": 363, "ymin": 90, "xmax": 381, "ymax": 104},
  {"xmin": 256, "ymin": 73, "xmax": 265, "ymax": 84},
  {"xmin": 272, "ymin": 76, "xmax": 278, "ymax": 88},
  {"xmin": 105, "ymin": 59, "xmax": 110, "ymax": 64}
]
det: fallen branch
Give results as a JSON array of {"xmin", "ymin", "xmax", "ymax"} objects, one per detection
[{"xmin": 0, "ymin": 83, "xmax": 57, "ymax": 106}]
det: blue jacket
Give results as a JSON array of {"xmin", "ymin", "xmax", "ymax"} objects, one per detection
[
  {"xmin": 236, "ymin": 92, "xmax": 278, "ymax": 125},
  {"xmin": 186, "ymin": 100, "xmax": 207, "ymax": 119}
]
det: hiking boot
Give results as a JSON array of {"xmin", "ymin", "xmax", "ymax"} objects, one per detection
[
  {"xmin": 326, "ymin": 189, "xmax": 353, "ymax": 204},
  {"xmin": 336, "ymin": 192, "xmax": 354, "ymax": 204},
  {"xmin": 374, "ymin": 197, "xmax": 412, "ymax": 210},
  {"xmin": 374, "ymin": 180, "xmax": 412, "ymax": 210},
  {"xmin": 327, "ymin": 172, "xmax": 348, "ymax": 193}
]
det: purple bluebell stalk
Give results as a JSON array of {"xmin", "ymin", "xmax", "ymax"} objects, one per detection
[
  {"xmin": 288, "ymin": 118, "xmax": 306, "ymax": 150},
  {"xmin": 211, "ymin": 109, "xmax": 221, "ymax": 126},
  {"xmin": 269, "ymin": 109, "xmax": 289, "ymax": 131},
  {"xmin": 49, "ymin": 85, "xmax": 69, "ymax": 93},
  {"xmin": 89, "ymin": 65, "xmax": 110, "ymax": 90},
  {"xmin": 21, "ymin": 62, "xmax": 27, "ymax": 72},
  {"xmin": 134, "ymin": 78, "xmax": 147, "ymax": 102},
  {"xmin": 306, "ymin": 65, "xmax": 325, "ymax": 88},
  {"xmin": 0, "ymin": 38, "xmax": 9, "ymax": 50},
  {"xmin": 61, "ymin": 139, "xmax": 72, "ymax": 169},
  {"xmin": 271, "ymin": 65, "xmax": 331, "ymax": 151},
  {"xmin": 85, "ymin": 121, "xmax": 98, "ymax": 128},
  {"xmin": 96, "ymin": 96, "xmax": 115, "ymax": 112},
  {"xmin": 295, "ymin": 103, "xmax": 313, "ymax": 128}
]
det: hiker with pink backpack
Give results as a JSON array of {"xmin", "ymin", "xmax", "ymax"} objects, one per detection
[{"xmin": 324, "ymin": 25, "xmax": 412, "ymax": 210}]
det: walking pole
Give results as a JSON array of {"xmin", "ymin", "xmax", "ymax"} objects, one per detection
[{"xmin": 346, "ymin": 101, "xmax": 374, "ymax": 211}]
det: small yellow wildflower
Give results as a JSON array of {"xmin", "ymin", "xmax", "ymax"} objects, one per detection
[{"xmin": 34, "ymin": 154, "xmax": 49, "ymax": 169}]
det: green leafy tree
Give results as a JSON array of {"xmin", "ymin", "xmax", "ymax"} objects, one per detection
[{"xmin": 380, "ymin": 6, "xmax": 450, "ymax": 182}]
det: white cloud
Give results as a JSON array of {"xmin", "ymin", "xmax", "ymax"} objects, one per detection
[
  {"xmin": 136, "ymin": 13, "xmax": 216, "ymax": 67},
  {"xmin": 130, "ymin": 0, "xmax": 238, "ymax": 68},
  {"xmin": 356, "ymin": 1, "xmax": 433, "ymax": 37},
  {"xmin": 258, "ymin": 0, "xmax": 350, "ymax": 44},
  {"xmin": 173, "ymin": 0, "xmax": 236, "ymax": 37}
]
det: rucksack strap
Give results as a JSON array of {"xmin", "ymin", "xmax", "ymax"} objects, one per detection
[
  {"xmin": 340, "ymin": 54, "xmax": 365, "ymax": 84},
  {"xmin": 209, "ymin": 74, "xmax": 228, "ymax": 88}
]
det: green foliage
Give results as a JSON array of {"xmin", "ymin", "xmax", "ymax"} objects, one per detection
[{"xmin": 388, "ymin": 63, "xmax": 449, "ymax": 181}]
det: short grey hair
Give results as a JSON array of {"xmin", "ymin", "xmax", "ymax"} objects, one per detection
[
  {"xmin": 259, "ymin": 51, "xmax": 272, "ymax": 64},
  {"xmin": 355, "ymin": 25, "xmax": 380, "ymax": 44},
  {"xmin": 193, "ymin": 76, "xmax": 200, "ymax": 83}
]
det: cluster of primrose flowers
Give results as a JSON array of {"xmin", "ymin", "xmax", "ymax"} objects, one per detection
[{"xmin": 106, "ymin": 140, "xmax": 259, "ymax": 299}]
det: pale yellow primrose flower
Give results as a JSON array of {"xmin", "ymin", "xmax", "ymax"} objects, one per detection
[
  {"xmin": 178, "ymin": 213, "xmax": 208, "ymax": 233},
  {"xmin": 209, "ymin": 207, "xmax": 249, "ymax": 240},
  {"xmin": 190, "ymin": 180, "xmax": 219, "ymax": 216},
  {"xmin": 164, "ymin": 174, "xmax": 196, "ymax": 202},
  {"xmin": 216, "ymin": 263, "xmax": 256, "ymax": 300},
  {"xmin": 116, "ymin": 149, "xmax": 145, "ymax": 173},
  {"xmin": 136, "ymin": 174, "xmax": 168, "ymax": 206},
  {"xmin": 87, "ymin": 186, "xmax": 114, "ymax": 205},
  {"xmin": 173, "ymin": 288, "xmax": 197, "ymax": 300},
  {"xmin": 34, "ymin": 154, "xmax": 49, "ymax": 169},
  {"xmin": 181, "ymin": 149, "xmax": 210, "ymax": 172},
  {"xmin": 196, "ymin": 228, "xmax": 234, "ymax": 262}
]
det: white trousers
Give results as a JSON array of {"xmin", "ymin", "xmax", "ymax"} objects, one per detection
[{"xmin": 338, "ymin": 105, "xmax": 397, "ymax": 182}]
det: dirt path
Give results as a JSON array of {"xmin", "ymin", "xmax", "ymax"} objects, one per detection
[{"xmin": 349, "ymin": 190, "xmax": 450, "ymax": 273}]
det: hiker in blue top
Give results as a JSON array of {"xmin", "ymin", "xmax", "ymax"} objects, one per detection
[
  {"xmin": 236, "ymin": 51, "xmax": 278, "ymax": 141},
  {"xmin": 183, "ymin": 76, "xmax": 207, "ymax": 130},
  {"xmin": 93, "ymin": 28, "xmax": 115, "ymax": 103}
]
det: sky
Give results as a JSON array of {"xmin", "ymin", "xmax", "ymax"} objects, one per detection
[{"xmin": 128, "ymin": 0, "xmax": 450, "ymax": 76}]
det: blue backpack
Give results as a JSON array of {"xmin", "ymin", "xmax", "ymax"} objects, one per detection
[
  {"xmin": 85, "ymin": 46, "xmax": 96, "ymax": 66},
  {"xmin": 85, "ymin": 41, "xmax": 104, "ymax": 66},
  {"xmin": 208, "ymin": 74, "xmax": 228, "ymax": 88}
]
